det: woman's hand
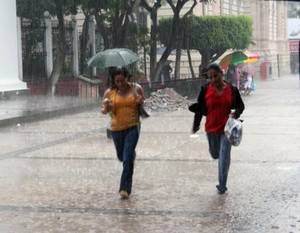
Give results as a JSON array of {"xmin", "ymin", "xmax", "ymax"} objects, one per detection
[
  {"xmin": 136, "ymin": 95, "xmax": 144, "ymax": 105},
  {"xmin": 102, "ymin": 98, "xmax": 112, "ymax": 113},
  {"xmin": 134, "ymin": 84, "xmax": 145, "ymax": 105},
  {"xmin": 101, "ymin": 89, "xmax": 112, "ymax": 114},
  {"xmin": 191, "ymin": 125, "xmax": 200, "ymax": 134}
]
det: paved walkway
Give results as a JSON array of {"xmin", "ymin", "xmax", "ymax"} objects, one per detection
[
  {"xmin": 0, "ymin": 96, "xmax": 99, "ymax": 127},
  {"xmin": 0, "ymin": 75, "xmax": 299, "ymax": 232}
]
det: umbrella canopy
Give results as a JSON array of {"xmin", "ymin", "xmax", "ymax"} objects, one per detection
[
  {"xmin": 217, "ymin": 50, "xmax": 248, "ymax": 70},
  {"xmin": 243, "ymin": 58, "xmax": 258, "ymax": 64},
  {"xmin": 87, "ymin": 48, "xmax": 139, "ymax": 69},
  {"xmin": 242, "ymin": 51, "xmax": 260, "ymax": 64},
  {"xmin": 215, "ymin": 50, "xmax": 260, "ymax": 70}
]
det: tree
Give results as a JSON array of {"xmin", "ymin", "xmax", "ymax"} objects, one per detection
[
  {"xmin": 136, "ymin": 25, "xmax": 150, "ymax": 78},
  {"xmin": 138, "ymin": 0, "xmax": 212, "ymax": 81},
  {"xmin": 184, "ymin": 16, "xmax": 196, "ymax": 79},
  {"xmin": 159, "ymin": 15, "xmax": 253, "ymax": 71},
  {"xmin": 78, "ymin": 0, "xmax": 142, "ymax": 75},
  {"xmin": 139, "ymin": 0, "xmax": 162, "ymax": 82},
  {"xmin": 47, "ymin": 0, "xmax": 80, "ymax": 95},
  {"xmin": 154, "ymin": 0, "xmax": 212, "ymax": 81},
  {"xmin": 48, "ymin": 0, "xmax": 66, "ymax": 95},
  {"xmin": 77, "ymin": 1, "xmax": 93, "ymax": 74},
  {"xmin": 92, "ymin": 0, "xmax": 138, "ymax": 49},
  {"xmin": 154, "ymin": 0, "xmax": 195, "ymax": 81}
]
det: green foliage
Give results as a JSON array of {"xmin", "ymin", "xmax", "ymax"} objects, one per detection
[
  {"xmin": 17, "ymin": 0, "xmax": 149, "ymax": 79},
  {"xmin": 17, "ymin": 0, "xmax": 80, "ymax": 19},
  {"xmin": 159, "ymin": 15, "xmax": 253, "ymax": 51}
]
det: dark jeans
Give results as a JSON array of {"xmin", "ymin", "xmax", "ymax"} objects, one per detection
[
  {"xmin": 111, "ymin": 126, "xmax": 139, "ymax": 194},
  {"xmin": 207, "ymin": 133, "xmax": 232, "ymax": 191}
]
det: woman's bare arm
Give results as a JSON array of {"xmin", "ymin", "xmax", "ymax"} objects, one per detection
[
  {"xmin": 101, "ymin": 89, "xmax": 112, "ymax": 114},
  {"xmin": 135, "ymin": 84, "xmax": 145, "ymax": 104}
]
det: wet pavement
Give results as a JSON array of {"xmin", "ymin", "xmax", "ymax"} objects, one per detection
[
  {"xmin": 0, "ymin": 75, "xmax": 299, "ymax": 232},
  {"xmin": 0, "ymin": 96, "xmax": 99, "ymax": 127}
]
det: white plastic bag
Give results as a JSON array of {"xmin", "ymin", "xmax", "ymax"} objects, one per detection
[{"xmin": 224, "ymin": 116, "xmax": 243, "ymax": 146}]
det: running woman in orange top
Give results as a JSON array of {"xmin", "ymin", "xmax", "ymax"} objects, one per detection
[{"xmin": 101, "ymin": 67, "xmax": 144, "ymax": 199}]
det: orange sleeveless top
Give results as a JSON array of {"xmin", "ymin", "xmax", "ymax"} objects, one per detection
[{"xmin": 108, "ymin": 89, "xmax": 140, "ymax": 131}]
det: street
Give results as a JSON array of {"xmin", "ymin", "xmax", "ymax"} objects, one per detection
[{"xmin": 0, "ymin": 75, "xmax": 299, "ymax": 233}]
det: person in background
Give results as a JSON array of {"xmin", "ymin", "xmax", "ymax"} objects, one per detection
[
  {"xmin": 244, "ymin": 72, "xmax": 253, "ymax": 95},
  {"xmin": 226, "ymin": 64, "xmax": 236, "ymax": 86},
  {"xmin": 101, "ymin": 67, "xmax": 144, "ymax": 199},
  {"xmin": 161, "ymin": 63, "xmax": 173, "ymax": 81},
  {"xmin": 190, "ymin": 63, "xmax": 245, "ymax": 194}
]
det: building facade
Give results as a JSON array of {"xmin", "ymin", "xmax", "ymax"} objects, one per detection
[{"xmin": 246, "ymin": 0, "xmax": 290, "ymax": 78}]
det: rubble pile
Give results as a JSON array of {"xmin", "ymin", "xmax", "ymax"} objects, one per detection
[{"xmin": 144, "ymin": 88, "xmax": 190, "ymax": 112}]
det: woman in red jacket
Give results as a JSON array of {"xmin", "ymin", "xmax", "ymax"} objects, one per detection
[{"xmin": 190, "ymin": 63, "xmax": 245, "ymax": 194}]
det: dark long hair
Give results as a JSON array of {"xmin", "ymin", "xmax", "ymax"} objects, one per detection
[
  {"xmin": 207, "ymin": 63, "xmax": 225, "ymax": 90},
  {"xmin": 109, "ymin": 67, "xmax": 130, "ymax": 89},
  {"xmin": 207, "ymin": 63, "xmax": 223, "ymax": 75}
]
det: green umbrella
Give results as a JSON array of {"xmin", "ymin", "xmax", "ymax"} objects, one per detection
[{"xmin": 87, "ymin": 48, "xmax": 139, "ymax": 69}]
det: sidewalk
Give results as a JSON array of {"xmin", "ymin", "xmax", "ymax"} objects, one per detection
[
  {"xmin": 0, "ymin": 95, "xmax": 99, "ymax": 127},
  {"xmin": 0, "ymin": 75, "xmax": 299, "ymax": 232}
]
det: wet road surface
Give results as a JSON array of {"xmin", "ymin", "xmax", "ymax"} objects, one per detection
[{"xmin": 0, "ymin": 75, "xmax": 299, "ymax": 233}]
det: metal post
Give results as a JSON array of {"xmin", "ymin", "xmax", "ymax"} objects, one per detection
[
  {"xmin": 88, "ymin": 15, "xmax": 96, "ymax": 77},
  {"xmin": 72, "ymin": 15, "xmax": 79, "ymax": 77},
  {"xmin": 44, "ymin": 11, "xmax": 53, "ymax": 78}
]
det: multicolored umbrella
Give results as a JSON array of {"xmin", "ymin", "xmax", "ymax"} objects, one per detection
[
  {"xmin": 216, "ymin": 50, "xmax": 248, "ymax": 70},
  {"xmin": 216, "ymin": 50, "xmax": 259, "ymax": 70},
  {"xmin": 87, "ymin": 48, "xmax": 139, "ymax": 69},
  {"xmin": 242, "ymin": 51, "xmax": 260, "ymax": 64}
]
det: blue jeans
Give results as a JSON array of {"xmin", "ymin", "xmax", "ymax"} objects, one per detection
[
  {"xmin": 207, "ymin": 133, "xmax": 232, "ymax": 191},
  {"xmin": 111, "ymin": 126, "xmax": 139, "ymax": 194}
]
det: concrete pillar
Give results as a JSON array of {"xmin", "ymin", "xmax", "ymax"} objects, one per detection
[
  {"xmin": 72, "ymin": 15, "xmax": 79, "ymax": 77},
  {"xmin": 0, "ymin": 0, "xmax": 26, "ymax": 91},
  {"xmin": 44, "ymin": 11, "xmax": 53, "ymax": 79},
  {"xmin": 88, "ymin": 15, "xmax": 96, "ymax": 77}
]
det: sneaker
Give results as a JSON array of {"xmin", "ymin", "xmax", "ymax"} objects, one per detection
[
  {"xmin": 216, "ymin": 185, "xmax": 227, "ymax": 194},
  {"xmin": 119, "ymin": 190, "xmax": 129, "ymax": 199}
]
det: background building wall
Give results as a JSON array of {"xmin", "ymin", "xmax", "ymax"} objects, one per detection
[{"xmin": 246, "ymin": 0, "xmax": 290, "ymax": 78}]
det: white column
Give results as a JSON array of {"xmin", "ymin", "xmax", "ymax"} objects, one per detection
[
  {"xmin": 0, "ymin": 0, "xmax": 26, "ymax": 91},
  {"xmin": 44, "ymin": 11, "xmax": 53, "ymax": 79},
  {"xmin": 88, "ymin": 15, "xmax": 96, "ymax": 76},
  {"xmin": 72, "ymin": 15, "xmax": 79, "ymax": 77}
]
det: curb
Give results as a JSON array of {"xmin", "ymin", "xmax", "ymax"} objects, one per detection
[{"xmin": 0, "ymin": 102, "xmax": 99, "ymax": 128}]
